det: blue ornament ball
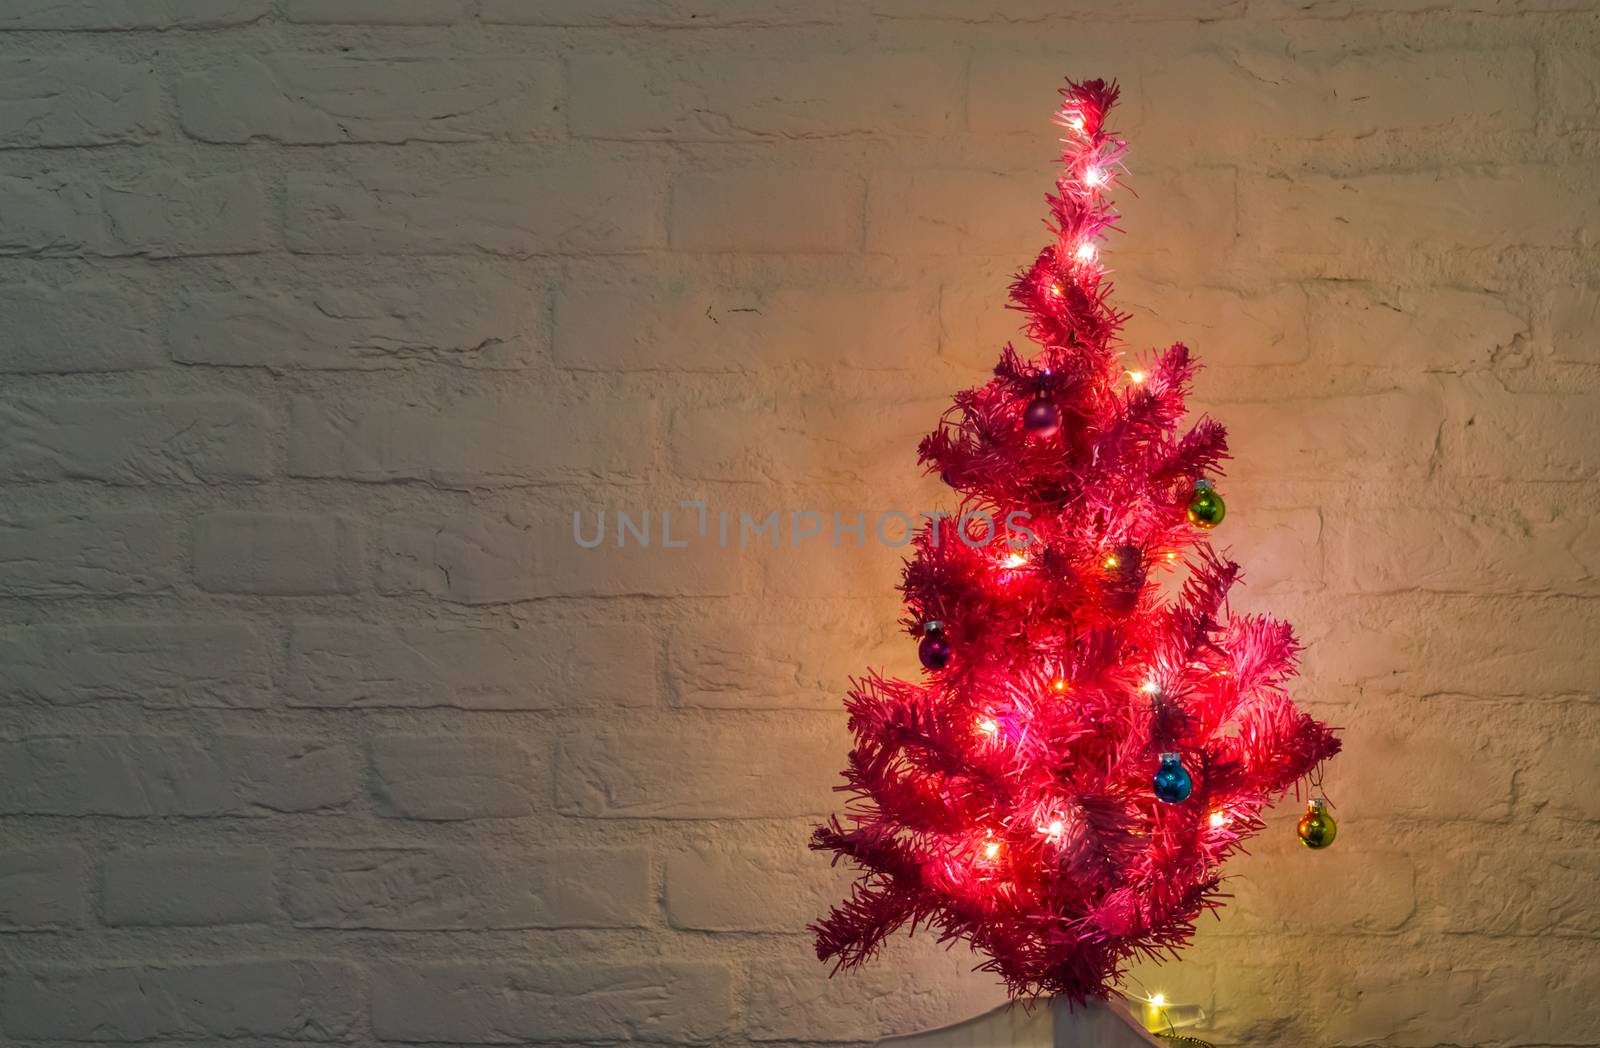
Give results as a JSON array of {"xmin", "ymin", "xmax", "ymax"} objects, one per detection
[{"xmin": 1153, "ymin": 752, "xmax": 1193, "ymax": 804}]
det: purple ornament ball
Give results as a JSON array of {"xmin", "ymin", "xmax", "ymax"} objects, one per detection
[
  {"xmin": 1023, "ymin": 397, "xmax": 1061, "ymax": 438},
  {"xmin": 918, "ymin": 631, "xmax": 953, "ymax": 671}
]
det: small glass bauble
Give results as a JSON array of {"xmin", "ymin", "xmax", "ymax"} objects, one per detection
[
  {"xmin": 1186, "ymin": 479, "xmax": 1225, "ymax": 530},
  {"xmin": 1297, "ymin": 798, "xmax": 1337, "ymax": 849},
  {"xmin": 918, "ymin": 621, "xmax": 952, "ymax": 671},
  {"xmin": 1023, "ymin": 396, "xmax": 1061, "ymax": 438},
  {"xmin": 1152, "ymin": 752, "xmax": 1193, "ymax": 804}
]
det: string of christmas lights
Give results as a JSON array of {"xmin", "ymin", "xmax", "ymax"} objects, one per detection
[{"xmin": 811, "ymin": 78, "xmax": 1341, "ymax": 1001}]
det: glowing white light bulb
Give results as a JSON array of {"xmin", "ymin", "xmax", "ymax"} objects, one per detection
[
  {"xmin": 1209, "ymin": 811, "xmax": 1229, "ymax": 829},
  {"xmin": 1065, "ymin": 112, "xmax": 1086, "ymax": 134},
  {"xmin": 1140, "ymin": 680, "xmax": 1161, "ymax": 695},
  {"xmin": 977, "ymin": 717, "xmax": 999, "ymax": 736},
  {"xmin": 1128, "ymin": 369, "xmax": 1146, "ymax": 384},
  {"xmin": 1085, "ymin": 166, "xmax": 1107, "ymax": 187},
  {"xmin": 1002, "ymin": 551, "xmax": 1028, "ymax": 569},
  {"xmin": 1149, "ymin": 994, "xmax": 1166, "ymax": 1008},
  {"xmin": 983, "ymin": 841, "xmax": 1001, "ymax": 860},
  {"xmin": 1043, "ymin": 819, "xmax": 1064, "ymax": 838},
  {"xmin": 1075, "ymin": 241, "xmax": 1097, "ymax": 263}
]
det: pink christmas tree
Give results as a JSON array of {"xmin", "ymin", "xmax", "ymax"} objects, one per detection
[{"xmin": 811, "ymin": 78, "xmax": 1341, "ymax": 1001}]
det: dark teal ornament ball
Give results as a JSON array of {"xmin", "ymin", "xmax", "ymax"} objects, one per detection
[{"xmin": 1153, "ymin": 752, "xmax": 1193, "ymax": 804}]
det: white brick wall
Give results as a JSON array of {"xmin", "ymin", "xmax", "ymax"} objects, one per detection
[{"xmin": 0, "ymin": 4, "xmax": 1595, "ymax": 1047}]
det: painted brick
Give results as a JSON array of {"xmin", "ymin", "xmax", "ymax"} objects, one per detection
[
  {"xmin": 483, "ymin": 0, "xmax": 833, "ymax": 25},
  {"xmin": 1442, "ymin": 388, "xmax": 1600, "ymax": 481},
  {"xmin": 5, "ymin": 173, "xmax": 267, "ymax": 258},
  {"xmin": 0, "ymin": 398, "xmax": 267, "ymax": 484},
  {"xmin": 670, "ymin": 395, "xmax": 938, "ymax": 485},
  {"xmin": 1116, "ymin": 280, "xmax": 1310, "ymax": 369},
  {"xmin": 1323, "ymin": 954, "xmax": 1600, "ymax": 1047},
  {"xmin": 555, "ymin": 278, "xmax": 936, "ymax": 371},
  {"xmin": 0, "ymin": 176, "xmax": 99, "ymax": 255},
  {"xmin": 666, "ymin": 840, "xmax": 848, "ymax": 932},
  {"xmin": 872, "ymin": 168, "xmax": 1236, "ymax": 274},
  {"xmin": 1220, "ymin": 390, "xmax": 1444, "ymax": 480},
  {"xmin": 0, "ymin": 736, "xmax": 354, "ymax": 816},
  {"xmin": 370, "ymin": 734, "xmax": 543, "ymax": 820},
  {"xmin": 1436, "ymin": 847, "xmax": 1600, "ymax": 935},
  {"xmin": 1549, "ymin": 286, "xmax": 1599, "ymax": 365},
  {"xmin": 1548, "ymin": 47, "xmax": 1600, "ymax": 132},
  {"xmin": 868, "ymin": 170, "xmax": 1037, "ymax": 256},
  {"xmin": 282, "ymin": 0, "xmax": 470, "ymax": 24},
  {"xmin": 967, "ymin": 49, "xmax": 1124, "ymax": 135},
  {"xmin": 0, "ymin": 59, "xmax": 160, "ymax": 147},
  {"xmin": 0, "ymin": 623, "xmax": 272, "ymax": 708},
  {"xmin": 193, "ymin": 512, "xmax": 361, "ymax": 595},
  {"xmin": 1139, "ymin": 47, "xmax": 1535, "ymax": 151},
  {"xmin": 555, "ymin": 721, "xmax": 842, "ymax": 818},
  {"xmin": 0, "ymin": 848, "xmax": 86, "ymax": 929},
  {"xmin": 1299, "ymin": 595, "xmax": 1600, "ymax": 698},
  {"xmin": 1518, "ymin": 703, "xmax": 1600, "ymax": 822},
  {"xmin": 2, "ymin": 960, "xmax": 357, "ymax": 1041},
  {"xmin": 0, "ymin": 512, "xmax": 182, "ymax": 597},
  {"xmin": 667, "ymin": 608, "xmax": 902, "ymax": 710},
  {"xmin": 286, "ymin": 845, "xmax": 651, "ymax": 928},
  {"xmin": 288, "ymin": 393, "xmax": 651, "ymax": 486},
  {"xmin": 372, "ymin": 961, "xmax": 734, "ymax": 1043},
  {"xmin": 286, "ymin": 170, "xmax": 664, "ymax": 256},
  {"xmin": 375, "ymin": 510, "xmax": 745, "ymax": 603},
  {"xmin": 102, "ymin": 849, "xmax": 275, "ymax": 926},
  {"xmin": 1224, "ymin": 841, "xmax": 1415, "ymax": 933},
  {"xmin": 180, "ymin": 56, "xmax": 558, "ymax": 144},
  {"xmin": 100, "ymin": 172, "xmax": 269, "ymax": 257},
  {"xmin": 1325, "ymin": 504, "xmax": 1590, "ymax": 595},
  {"xmin": 670, "ymin": 170, "xmax": 862, "ymax": 253},
  {"xmin": 1243, "ymin": 168, "xmax": 1600, "ymax": 254},
  {"xmin": 746, "ymin": 945, "xmax": 1009, "ymax": 1042},
  {"xmin": 0, "ymin": 0, "xmax": 269, "ymax": 29},
  {"xmin": 288, "ymin": 621, "xmax": 658, "ymax": 709},
  {"xmin": 0, "ymin": 282, "xmax": 163, "ymax": 373},
  {"xmin": 871, "ymin": 0, "xmax": 1241, "ymax": 19},
  {"xmin": 1306, "ymin": 284, "xmax": 1526, "ymax": 370},
  {"xmin": 1334, "ymin": 703, "xmax": 1514, "ymax": 822},
  {"xmin": 224, "ymin": 736, "xmax": 358, "ymax": 813},
  {"xmin": 571, "ymin": 52, "xmax": 959, "ymax": 140},
  {"xmin": 170, "ymin": 281, "xmax": 546, "ymax": 370}
]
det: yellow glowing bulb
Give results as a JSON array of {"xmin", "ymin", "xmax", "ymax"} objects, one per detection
[
  {"xmin": 1209, "ymin": 811, "xmax": 1229, "ymax": 829},
  {"xmin": 1104, "ymin": 554, "xmax": 1120, "ymax": 569},
  {"xmin": 983, "ymin": 841, "xmax": 1001, "ymax": 859},
  {"xmin": 1050, "ymin": 678, "xmax": 1069, "ymax": 695},
  {"xmin": 1049, "ymin": 281, "xmax": 1064, "ymax": 298},
  {"xmin": 977, "ymin": 717, "xmax": 999, "ymax": 736},
  {"xmin": 1075, "ymin": 241, "xmax": 1097, "ymax": 263},
  {"xmin": 1128, "ymin": 369, "xmax": 1146, "ymax": 384},
  {"xmin": 1002, "ymin": 551, "xmax": 1028, "ymax": 568},
  {"xmin": 1149, "ymin": 994, "xmax": 1166, "ymax": 1008}
]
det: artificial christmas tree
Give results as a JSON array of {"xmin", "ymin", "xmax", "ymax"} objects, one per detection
[{"xmin": 811, "ymin": 78, "xmax": 1341, "ymax": 1003}]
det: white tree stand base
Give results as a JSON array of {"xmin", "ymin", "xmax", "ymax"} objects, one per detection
[{"xmin": 878, "ymin": 996, "xmax": 1166, "ymax": 1048}]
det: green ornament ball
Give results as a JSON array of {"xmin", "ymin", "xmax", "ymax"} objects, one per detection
[
  {"xmin": 1297, "ymin": 798, "xmax": 1337, "ymax": 850},
  {"xmin": 1186, "ymin": 480, "xmax": 1225, "ymax": 530}
]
